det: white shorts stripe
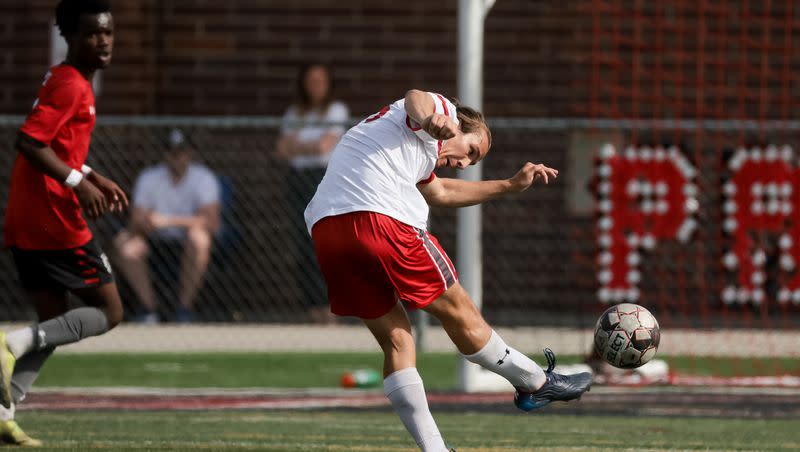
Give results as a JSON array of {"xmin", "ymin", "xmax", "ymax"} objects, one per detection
[
  {"xmin": 418, "ymin": 235, "xmax": 448, "ymax": 291},
  {"xmin": 417, "ymin": 230, "xmax": 456, "ymax": 289}
]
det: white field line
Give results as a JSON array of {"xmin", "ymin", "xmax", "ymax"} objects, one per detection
[
  {"xmin": 0, "ymin": 323, "xmax": 797, "ymax": 357},
  {"xmin": 28, "ymin": 385, "xmax": 800, "ymax": 397}
]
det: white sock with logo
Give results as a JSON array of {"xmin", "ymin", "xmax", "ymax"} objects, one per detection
[
  {"xmin": 6, "ymin": 327, "xmax": 35, "ymax": 359},
  {"xmin": 464, "ymin": 330, "xmax": 546, "ymax": 392},
  {"xmin": 384, "ymin": 368, "xmax": 449, "ymax": 452}
]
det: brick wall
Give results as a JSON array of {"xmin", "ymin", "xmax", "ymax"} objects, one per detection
[
  {"xmin": 2, "ymin": 2, "xmax": 796, "ymax": 119},
  {"xmin": 0, "ymin": 0, "xmax": 591, "ymax": 117}
]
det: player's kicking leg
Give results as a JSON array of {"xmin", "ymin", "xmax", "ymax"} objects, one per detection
[
  {"xmin": 362, "ymin": 303, "xmax": 452, "ymax": 452},
  {"xmin": 423, "ymin": 282, "xmax": 592, "ymax": 411}
]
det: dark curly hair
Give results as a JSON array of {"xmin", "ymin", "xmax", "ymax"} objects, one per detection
[{"xmin": 55, "ymin": 0, "xmax": 111, "ymax": 37}]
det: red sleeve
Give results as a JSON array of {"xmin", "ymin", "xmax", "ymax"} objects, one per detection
[
  {"xmin": 418, "ymin": 172, "xmax": 436, "ymax": 185},
  {"xmin": 20, "ymin": 74, "xmax": 84, "ymax": 145},
  {"xmin": 405, "ymin": 115, "xmax": 422, "ymax": 131},
  {"xmin": 435, "ymin": 94, "xmax": 450, "ymax": 118}
]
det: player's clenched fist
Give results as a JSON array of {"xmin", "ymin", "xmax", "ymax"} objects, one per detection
[
  {"xmin": 421, "ymin": 113, "xmax": 460, "ymax": 140},
  {"xmin": 508, "ymin": 162, "xmax": 559, "ymax": 192}
]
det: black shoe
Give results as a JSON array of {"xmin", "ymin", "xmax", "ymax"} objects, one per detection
[{"xmin": 514, "ymin": 348, "xmax": 593, "ymax": 411}]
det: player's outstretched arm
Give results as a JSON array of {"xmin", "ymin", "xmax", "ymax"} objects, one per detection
[
  {"xmin": 15, "ymin": 132, "xmax": 108, "ymax": 219},
  {"xmin": 418, "ymin": 162, "xmax": 558, "ymax": 208}
]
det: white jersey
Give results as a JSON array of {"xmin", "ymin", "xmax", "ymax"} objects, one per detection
[{"xmin": 304, "ymin": 92, "xmax": 458, "ymax": 233}]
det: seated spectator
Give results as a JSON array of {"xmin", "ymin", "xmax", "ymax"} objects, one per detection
[
  {"xmin": 113, "ymin": 129, "xmax": 220, "ymax": 323},
  {"xmin": 275, "ymin": 62, "xmax": 349, "ymax": 324}
]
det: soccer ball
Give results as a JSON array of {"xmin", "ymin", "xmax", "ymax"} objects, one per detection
[{"xmin": 593, "ymin": 303, "xmax": 660, "ymax": 369}]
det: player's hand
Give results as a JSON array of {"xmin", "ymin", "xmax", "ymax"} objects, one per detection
[
  {"xmin": 90, "ymin": 173, "xmax": 129, "ymax": 213},
  {"xmin": 73, "ymin": 179, "xmax": 108, "ymax": 219},
  {"xmin": 421, "ymin": 113, "xmax": 460, "ymax": 140},
  {"xmin": 508, "ymin": 162, "xmax": 559, "ymax": 192}
]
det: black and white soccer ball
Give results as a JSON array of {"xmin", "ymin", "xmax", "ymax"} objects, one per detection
[{"xmin": 593, "ymin": 303, "xmax": 660, "ymax": 369}]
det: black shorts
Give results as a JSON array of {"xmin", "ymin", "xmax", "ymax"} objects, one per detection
[{"xmin": 10, "ymin": 238, "xmax": 114, "ymax": 291}]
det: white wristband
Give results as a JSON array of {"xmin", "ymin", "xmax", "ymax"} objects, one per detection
[
  {"xmin": 81, "ymin": 164, "xmax": 92, "ymax": 175},
  {"xmin": 64, "ymin": 169, "xmax": 83, "ymax": 188}
]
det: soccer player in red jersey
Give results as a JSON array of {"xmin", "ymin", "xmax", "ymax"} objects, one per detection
[{"xmin": 0, "ymin": 0, "xmax": 126, "ymax": 446}]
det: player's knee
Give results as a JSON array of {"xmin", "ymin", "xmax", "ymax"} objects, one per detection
[{"xmin": 379, "ymin": 329, "xmax": 415, "ymax": 357}]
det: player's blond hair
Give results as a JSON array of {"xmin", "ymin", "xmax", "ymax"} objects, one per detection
[{"xmin": 455, "ymin": 104, "xmax": 492, "ymax": 150}]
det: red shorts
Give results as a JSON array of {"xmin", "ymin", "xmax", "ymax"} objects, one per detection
[{"xmin": 311, "ymin": 211, "xmax": 458, "ymax": 319}]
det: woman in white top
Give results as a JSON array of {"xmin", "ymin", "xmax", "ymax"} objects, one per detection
[{"xmin": 276, "ymin": 63, "xmax": 349, "ymax": 324}]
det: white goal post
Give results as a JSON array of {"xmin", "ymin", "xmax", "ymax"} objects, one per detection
[{"xmin": 455, "ymin": 0, "xmax": 511, "ymax": 393}]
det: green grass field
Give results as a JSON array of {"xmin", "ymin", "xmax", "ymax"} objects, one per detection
[
  {"xmin": 15, "ymin": 410, "xmax": 799, "ymax": 451},
  {"xmin": 35, "ymin": 352, "xmax": 800, "ymax": 389},
  {"xmin": 15, "ymin": 352, "xmax": 800, "ymax": 451}
]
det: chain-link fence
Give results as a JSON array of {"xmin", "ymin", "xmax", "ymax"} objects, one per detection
[
  {"xmin": 0, "ymin": 117, "xmax": 586, "ymax": 325},
  {"xmin": 0, "ymin": 117, "xmax": 799, "ymax": 330}
]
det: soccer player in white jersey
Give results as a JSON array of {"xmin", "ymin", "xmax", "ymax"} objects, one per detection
[{"xmin": 305, "ymin": 90, "xmax": 592, "ymax": 452}]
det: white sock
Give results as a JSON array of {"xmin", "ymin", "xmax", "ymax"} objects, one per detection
[
  {"xmin": 464, "ymin": 330, "xmax": 546, "ymax": 392},
  {"xmin": 384, "ymin": 368, "xmax": 448, "ymax": 452},
  {"xmin": 0, "ymin": 402, "xmax": 14, "ymax": 421},
  {"xmin": 6, "ymin": 327, "xmax": 35, "ymax": 359}
]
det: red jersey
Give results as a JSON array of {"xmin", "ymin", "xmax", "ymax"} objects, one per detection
[{"xmin": 4, "ymin": 64, "xmax": 96, "ymax": 250}]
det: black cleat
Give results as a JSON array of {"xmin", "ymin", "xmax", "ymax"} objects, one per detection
[{"xmin": 514, "ymin": 348, "xmax": 592, "ymax": 411}]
